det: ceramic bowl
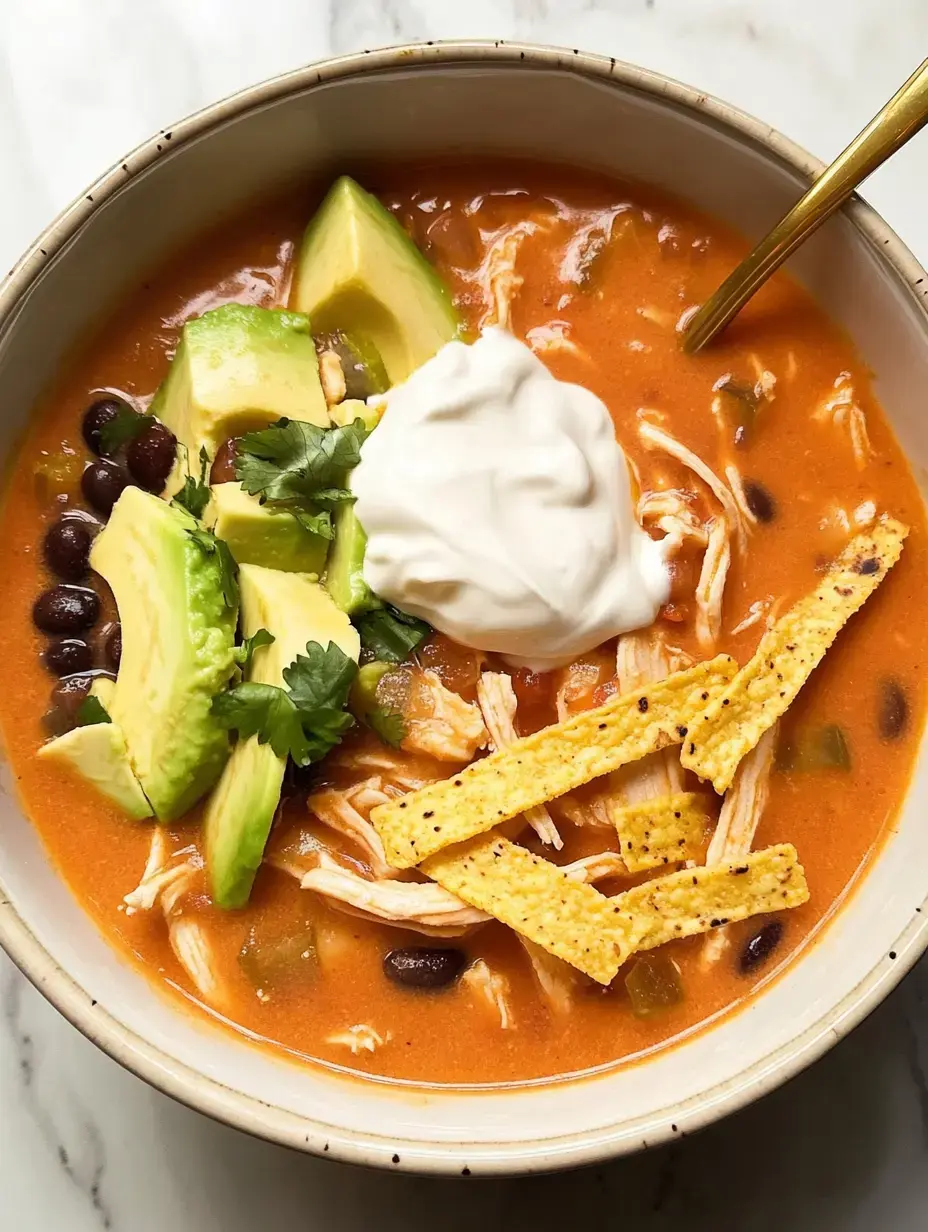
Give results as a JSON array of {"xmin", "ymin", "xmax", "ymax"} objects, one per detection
[{"xmin": 1, "ymin": 42, "xmax": 927, "ymax": 1176}]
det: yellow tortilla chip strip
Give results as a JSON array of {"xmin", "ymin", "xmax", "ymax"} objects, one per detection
[
  {"xmin": 372, "ymin": 655, "xmax": 736, "ymax": 870},
  {"xmin": 618, "ymin": 843, "xmax": 809, "ymax": 952},
  {"xmin": 423, "ymin": 836, "xmax": 635, "ymax": 984},
  {"xmin": 681, "ymin": 519, "xmax": 907, "ymax": 793},
  {"xmin": 608, "ymin": 792, "xmax": 711, "ymax": 873}
]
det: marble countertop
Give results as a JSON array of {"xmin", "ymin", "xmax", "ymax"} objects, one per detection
[{"xmin": 2, "ymin": 1, "xmax": 928, "ymax": 1228}]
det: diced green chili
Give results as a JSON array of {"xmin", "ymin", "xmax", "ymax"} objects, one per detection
[{"xmin": 624, "ymin": 953, "xmax": 684, "ymax": 1018}]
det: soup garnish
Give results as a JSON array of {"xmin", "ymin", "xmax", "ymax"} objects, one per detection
[{"xmin": 2, "ymin": 164, "xmax": 924, "ymax": 1084}]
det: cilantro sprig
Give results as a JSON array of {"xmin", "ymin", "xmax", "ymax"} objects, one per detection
[
  {"xmin": 211, "ymin": 639, "xmax": 357, "ymax": 766},
  {"xmin": 172, "ymin": 446, "xmax": 212, "ymax": 521},
  {"xmin": 235, "ymin": 417, "xmax": 367, "ymax": 540},
  {"xmin": 188, "ymin": 527, "xmax": 239, "ymax": 610},
  {"xmin": 356, "ymin": 604, "xmax": 431, "ymax": 664},
  {"xmin": 99, "ymin": 404, "xmax": 156, "ymax": 454},
  {"xmin": 76, "ymin": 694, "xmax": 112, "ymax": 727},
  {"xmin": 234, "ymin": 628, "xmax": 275, "ymax": 669}
]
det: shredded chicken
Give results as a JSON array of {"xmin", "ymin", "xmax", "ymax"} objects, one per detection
[
  {"xmin": 813, "ymin": 371, "xmax": 873, "ymax": 469},
  {"xmin": 747, "ymin": 355, "xmax": 777, "ymax": 401},
  {"xmin": 477, "ymin": 672, "xmax": 562, "ymax": 849},
  {"xmin": 295, "ymin": 852, "xmax": 491, "ymax": 937},
  {"xmin": 403, "ymin": 669, "xmax": 488, "ymax": 763},
  {"xmin": 700, "ymin": 725, "xmax": 778, "ymax": 970},
  {"xmin": 519, "ymin": 938, "xmax": 586, "ymax": 1014},
  {"xmin": 461, "ymin": 959, "xmax": 514, "ymax": 1029},
  {"xmin": 525, "ymin": 321, "xmax": 587, "ymax": 359},
  {"xmin": 562, "ymin": 851, "xmax": 627, "ymax": 882},
  {"xmin": 326, "ymin": 1024, "xmax": 389, "ymax": 1055},
  {"xmin": 638, "ymin": 304, "xmax": 677, "ymax": 330},
  {"xmin": 307, "ymin": 784, "xmax": 400, "ymax": 880},
  {"xmin": 637, "ymin": 487, "xmax": 708, "ymax": 550},
  {"xmin": 318, "ymin": 349, "xmax": 347, "ymax": 406},
  {"xmin": 329, "ymin": 745, "xmax": 445, "ymax": 793},
  {"xmin": 479, "ymin": 220, "xmax": 549, "ymax": 330},
  {"xmin": 707, "ymin": 725, "xmax": 778, "ymax": 865},
  {"xmin": 639, "ymin": 418, "xmax": 748, "ymax": 550},
  {"xmin": 123, "ymin": 830, "xmax": 222, "ymax": 1004},
  {"xmin": 725, "ymin": 464, "xmax": 759, "ymax": 528},
  {"xmin": 730, "ymin": 596, "xmax": 777, "ymax": 636},
  {"xmin": 694, "ymin": 516, "xmax": 731, "ymax": 648},
  {"xmin": 608, "ymin": 633, "xmax": 687, "ymax": 804},
  {"xmin": 554, "ymin": 661, "xmax": 604, "ymax": 722}
]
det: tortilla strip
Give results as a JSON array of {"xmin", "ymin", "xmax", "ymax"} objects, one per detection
[
  {"xmin": 680, "ymin": 519, "xmax": 907, "ymax": 793},
  {"xmin": 607, "ymin": 792, "xmax": 711, "ymax": 873},
  {"xmin": 372, "ymin": 655, "xmax": 736, "ymax": 870},
  {"xmin": 618, "ymin": 843, "xmax": 809, "ymax": 952},
  {"xmin": 422, "ymin": 836, "xmax": 636, "ymax": 984}
]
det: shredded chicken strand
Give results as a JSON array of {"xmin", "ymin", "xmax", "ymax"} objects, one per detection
[
  {"xmin": 461, "ymin": 959, "xmax": 514, "ymax": 1029},
  {"xmin": 477, "ymin": 672, "xmax": 562, "ymax": 849},
  {"xmin": 813, "ymin": 372, "xmax": 874, "ymax": 469},
  {"xmin": 403, "ymin": 669, "xmax": 488, "ymax": 763},
  {"xmin": 639, "ymin": 418, "xmax": 748, "ymax": 550},
  {"xmin": 326, "ymin": 1024, "xmax": 389, "ymax": 1055},
  {"xmin": 525, "ymin": 320, "xmax": 587, "ymax": 360},
  {"xmin": 700, "ymin": 725, "xmax": 778, "ymax": 971},
  {"xmin": 637, "ymin": 487, "xmax": 708, "ymax": 551},
  {"xmin": 607, "ymin": 633, "xmax": 686, "ymax": 804},
  {"xmin": 562, "ymin": 851, "xmax": 627, "ymax": 882},
  {"xmin": 694, "ymin": 516, "xmax": 732, "ymax": 649},
  {"xmin": 123, "ymin": 831, "xmax": 222, "ymax": 1003},
  {"xmin": 479, "ymin": 220, "xmax": 549, "ymax": 330},
  {"xmin": 706, "ymin": 724, "xmax": 778, "ymax": 865},
  {"xmin": 518, "ymin": 938, "xmax": 584, "ymax": 1015},
  {"xmin": 307, "ymin": 785, "xmax": 400, "ymax": 880},
  {"xmin": 725, "ymin": 464, "xmax": 758, "ymax": 528},
  {"xmin": 330, "ymin": 746, "xmax": 444, "ymax": 792},
  {"xmin": 730, "ymin": 596, "xmax": 776, "ymax": 636}
]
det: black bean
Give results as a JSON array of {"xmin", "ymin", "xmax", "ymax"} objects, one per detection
[
  {"xmin": 51, "ymin": 672, "xmax": 95, "ymax": 718},
  {"xmin": 383, "ymin": 947, "xmax": 466, "ymax": 990},
  {"xmin": 739, "ymin": 919, "xmax": 783, "ymax": 975},
  {"xmin": 82, "ymin": 398, "xmax": 124, "ymax": 457},
  {"xmin": 81, "ymin": 460, "xmax": 128, "ymax": 515},
  {"xmin": 126, "ymin": 422, "xmax": 177, "ymax": 493},
  {"xmin": 43, "ymin": 518, "xmax": 92, "ymax": 581},
  {"xmin": 105, "ymin": 624, "xmax": 122, "ymax": 671},
  {"xmin": 210, "ymin": 438, "xmax": 240, "ymax": 485},
  {"xmin": 744, "ymin": 480, "xmax": 776, "ymax": 524},
  {"xmin": 878, "ymin": 678, "xmax": 909, "ymax": 741},
  {"xmin": 33, "ymin": 584, "xmax": 100, "ymax": 634},
  {"xmin": 44, "ymin": 638, "xmax": 93, "ymax": 677}
]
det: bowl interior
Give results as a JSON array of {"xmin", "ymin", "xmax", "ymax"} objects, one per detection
[{"xmin": 1, "ymin": 52, "xmax": 927, "ymax": 1172}]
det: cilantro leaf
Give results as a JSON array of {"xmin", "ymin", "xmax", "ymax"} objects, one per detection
[
  {"xmin": 212, "ymin": 638, "xmax": 359, "ymax": 766},
  {"xmin": 283, "ymin": 641, "xmax": 357, "ymax": 713},
  {"xmin": 172, "ymin": 446, "xmax": 211, "ymax": 521},
  {"xmin": 211, "ymin": 683, "xmax": 310, "ymax": 763},
  {"xmin": 367, "ymin": 707, "xmax": 406, "ymax": 748},
  {"xmin": 76, "ymin": 695, "xmax": 112, "ymax": 726},
  {"xmin": 236, "ymin": 418, "xmax": 368, "ymax": 504},
  {"xmin": 99, "ymin": 405, "xmax": 156, "ymax": 454},
  {"xmin": 234, "ymin": 627, "xmax": 275, "ymax": 669},
  {"xmin": 188, "ymin": 527, "xmax": 239, "ymax": 610},
  {"xmin": 291, "ymin": 509, "xmax": 335, "ymax": 541},
  {"xmin": 356, "ymin": 605, "xmax": 432, "ymax": 664}
]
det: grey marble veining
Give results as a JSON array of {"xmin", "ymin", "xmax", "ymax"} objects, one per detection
[{"xmin": 2, "ymin": 1, "xmax": 928, "ymax": 1228}]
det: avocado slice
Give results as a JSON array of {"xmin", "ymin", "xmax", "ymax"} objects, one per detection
[
  {"xmin": 204, "ymin": 565, "xmax": 360, "ymax": 909},
  {"xmin": 37, "ymin": 679, "xmax": 152, "ymax": 820},
  {"xmin": 290, "ymin": 176, "xmax": 459, "ymax": 386},
  {"xmin": 90, "ymin": 487, "xmax": 238, "ymax": 821},
  {"xmin": 325, "ymin": 503, "xmax": 378, "ymax": 616},
  {"xmin": 151, "ymin": 304, "xmax": 329, "ymax": 486},
  {"xmin": 209, "ymin": 483, "xmax": 329, "ymax": 575}
]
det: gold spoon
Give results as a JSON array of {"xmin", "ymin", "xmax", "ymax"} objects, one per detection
[{"xmin": 682, "ymin": 57, "xmax": 928, "ymax": 354}]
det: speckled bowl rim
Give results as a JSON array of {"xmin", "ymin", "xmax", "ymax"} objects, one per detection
[{"xmin": 1, "ymin": 39, "xmax": 928, "ymax": 1177}]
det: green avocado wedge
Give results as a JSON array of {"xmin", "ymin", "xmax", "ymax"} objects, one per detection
[
  {"xmin": 37, "ymin": 679, "xmax": 152, "ymax": 820},
  {"xmin": 90, "ymin": 487, "xmax": 238, "ymax": 821},
  {"xmin": 289, "ymin": 176, "xmax": 460, "ymax": 386},
  {"xmin": 209, "ymin": 482, "xmax": 330, "ymax": 575},
  {"xmin": 151, "ymin": 303, "xmax": 329, "ymax": 490},
  {"xmin": 204, "ymin": 565, "xmax": 360, "ymax": 909}
]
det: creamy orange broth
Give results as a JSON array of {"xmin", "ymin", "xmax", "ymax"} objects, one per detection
[{"xmin": 0, "ymin": 162, "xmax": 925, "ymax": 1085}]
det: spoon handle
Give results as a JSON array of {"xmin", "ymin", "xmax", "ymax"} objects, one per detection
[{"xmin": 683, "ymin": 57, "xmax": 928, "ymax": 354}]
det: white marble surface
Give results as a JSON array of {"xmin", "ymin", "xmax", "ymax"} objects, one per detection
[{"xmin": 2, "ymin": 1, "xmax": 928, "ymax": 1227}]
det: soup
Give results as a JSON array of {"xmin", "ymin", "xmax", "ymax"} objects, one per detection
[{"xmin": 0, "ymin": 162, "xmax": 924, "ymax": 1085}]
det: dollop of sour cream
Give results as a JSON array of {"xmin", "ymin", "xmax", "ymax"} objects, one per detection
[{"xmin": 352, "ymin": 327, "xmax": 670, "ymax": 671}]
